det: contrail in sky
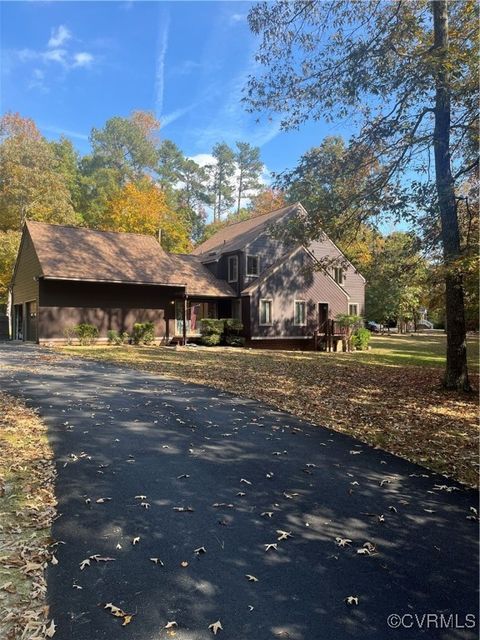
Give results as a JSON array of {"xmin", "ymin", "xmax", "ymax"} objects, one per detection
[{"xmin": 155, "ymin": 8, "xmax": 170, "ymax": 119}]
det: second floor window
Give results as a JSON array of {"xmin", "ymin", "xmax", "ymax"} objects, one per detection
[
  {"xmin": 334, "ymin": 267, "xmax": 344, "ymax": 285},
  {"xmin": 228, "ymin": 255, "xmax": 238, "ymax": 282},
  {"xmin": 246, "ymin": 255, "xmax": 260, "ymax": 276}
]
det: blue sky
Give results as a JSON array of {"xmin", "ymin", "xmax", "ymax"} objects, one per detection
[{"xmin": 0, "ymin": 0, "xmax": 355, "ymax": 178}]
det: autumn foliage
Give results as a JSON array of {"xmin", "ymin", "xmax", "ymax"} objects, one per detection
[{"xmin": 102, "ymin": 181, "xmax": 192, "ymax": 253}]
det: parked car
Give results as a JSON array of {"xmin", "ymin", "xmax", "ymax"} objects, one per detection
[{"xmin": 366, "ymin": 321, "xmax": 382, "ymax": 333}]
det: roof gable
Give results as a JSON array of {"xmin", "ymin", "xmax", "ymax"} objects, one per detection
[{"xmin": 192, "ymin": 203, "xmax": 303, "ymax": 257}]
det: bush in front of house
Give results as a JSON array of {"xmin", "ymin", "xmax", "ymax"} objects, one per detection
[
  {"xmin": 132, "ymin": 322, "xmax": 155, "ymax": 345},
  {"xmin": 63, "ymin": 326, "xmax": 76, "ymax": 345},
  {"xmin": 201, "ymin": 333, "xmax": 222, "ymax": 346},
  {"xmin": 107, "ymin": 330, "xmax": 129, "ymax": 345},
  {"xmin": 75, "ymin": 323, "xmax": 99, "ymax": 346},
  {"xmin": 199, "ymin": 318, "xmax": 223, "ymax": 346},
  {"xmin": 199, "ymin": 318, "xmax": 244, "ymax": 347},
  {"xmin": 223, "ymin": 318, "xmax": 245, "ymax": 346},
  {"xmin": 352, "ymin": 327, "xmax": 371, "ymax": 350}
]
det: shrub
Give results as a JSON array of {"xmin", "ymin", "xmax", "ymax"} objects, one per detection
[
  {"xmin": 63, "ymin": 326, "xmax": 76, "ymax": 345},
  {"xmin": 107, "ymin": 330, "xmax": 129, "ymax": 346},
  {"xmin": 200, "ymin": 318, "xmax": 225, "ymax": 336},
  {"xmin": 201, "ymin": 333, "xmax": 221, "ymax": 346},
  {"xmin": 132, "ymin": 322, "xmax": 155, "ymax": 345},
  {"xmin": 75, "ymin": 324, "xmax": 99, "ymax": 346},
  {"xmin": 352, "ymin": 327, "xmax": 371, "ymax": 350}
]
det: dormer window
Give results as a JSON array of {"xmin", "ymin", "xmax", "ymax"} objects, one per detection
[
  {"xmin": 246, "ymin": 255, "xmax": 260, "ymax": 277},
  {"xmin": 228, "ymin": 255, "xmax": 238, "ymax": 282},
  {"xmin": 334, "ymin": 267, "xmax": 344, "ymax": 285}
]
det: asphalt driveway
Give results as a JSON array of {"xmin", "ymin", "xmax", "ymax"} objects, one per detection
[{"xmin": 0, "ymin": 342, "xmax": 478, "ymax": 640}]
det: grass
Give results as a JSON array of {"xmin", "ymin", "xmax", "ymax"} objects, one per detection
[
  {"xmin": 0, "ymin": 393, "xmax": 56, "ymax": 640},
  {"xmin": 353, "ymin": 333, "xmax": 479, "ymax": 370},
  {"xmin": 58, "ymin": 332, "xmax": 479, "ymax": 487}
]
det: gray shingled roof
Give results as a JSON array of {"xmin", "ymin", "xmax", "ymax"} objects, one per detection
[
  {"xmin": 191, "ymin": 203, "xmax": 303, "ymax": 258},
  {"xmin": 26, "ymin": 221, "xmax": 234, "ymax": 297}
]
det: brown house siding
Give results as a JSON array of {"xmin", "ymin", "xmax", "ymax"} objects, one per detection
[
  {"xmin": 309, "ymin": 238, "xmax": 365, "ymax": 315},
  {"xmin": 37, "ymin": 280, "xmax": 184, "ymax": 341},
  {"xmin": 248, "ymin": 248, "xmax": 349, "ymax": 338},
  {"xmin": 11, "ymin": 232, "xmax": 41, "ymax": 306}
]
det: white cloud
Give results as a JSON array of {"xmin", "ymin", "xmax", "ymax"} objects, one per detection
[
  {"xmin": 48, "ymin": 25, "xmax": 71, "ymax": 48},
  {"xmin": 43, "ymin": 48, "xmax": 67, "ymax": 65},
  {"xmin": 72, "ymin": 52, "xmax": 94, "ymax": 68},
  {"xmin": 229, "ymin": 13, "xmax": 246, "ymax": 24}
]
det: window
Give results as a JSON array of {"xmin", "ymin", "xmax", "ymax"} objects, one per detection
[
  {"xmin": 231, "ymin": 299, "xmax": 241, "ymax": 320},
  {"xmin": 246, "ymin": 255, "xmax": 260, "ymax": 276},
  {"xmin": 294, "ymin": 300, "xmax": 306, "ymax": 326},
  {"xmin": 228, "ymin": 255, "xmax": 238, "ymax": 282},
  {"xmin": 259, "ymin": 299, "xmax": 272, "ymax": 325},
  {"xmin": 349, "ymin": 303, "xmax": 359, "ymax": 316},
  {"xmin": 334, "ymin": 267, "xmax": 344, "ymax": 285}
]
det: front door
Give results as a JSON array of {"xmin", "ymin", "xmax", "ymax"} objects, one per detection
[{"xmin": 318, "ymin": 303, "xmax": 329, "ymax": 332}]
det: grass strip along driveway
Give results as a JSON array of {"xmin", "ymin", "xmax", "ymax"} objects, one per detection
[
  {"xmin": 59, "ymin": 334, "xmax": 479, "ymax": 487},
  {"xmin": 0, "ymin": 393, "xmax": 57, "ymax": 640}
]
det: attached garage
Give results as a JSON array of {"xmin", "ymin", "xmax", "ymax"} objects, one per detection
[{"xmin": 10, "ymin": 221, "xmax": 234, "ymax": 343}]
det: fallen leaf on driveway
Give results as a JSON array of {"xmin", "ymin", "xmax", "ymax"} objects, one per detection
[
  {"xmin": 194, "ymin": 546, "xmax": 206, "ymax": 555},
  {"xmin": 45, "ymin": 619, "xmax": 56, "ymax": 637},
  {"xmin": 245, "ymin": 574, "xmax": 258, "ymax": 582},
  {"xmin": 345, "ymin": 596, "xmax": 359, "ymax": 605},
  {"xmin": 132, "ymin": 537, "xmax": 140, "ymax": 545},
  {"xmin": 173, "ymin": 506, "xmax": 194, "ymax": 512},
  {"xmin": 261, "ymin": 511, "xmax": 273, "ymax": 518},
  {"xmin": 208, "ymin": 620, "xmax": 223, "ymax": 635},
  {"xmin": 264, "ymin": 543, "xmax": 278, "ymax": 552},
  {"xmin": 150, "ymin": 558, "xmax": 164, "ymax": 566},
  {"xmin": 165, "ymin": 621, "xmax": 178, "ymax": 629},
  {"xmin": 276, "ymin": 530, "xmax": 292, "ymax": 541},
  {"xmin": 335, "ymin": 537, "xmax": 352, "ymax": 547}
]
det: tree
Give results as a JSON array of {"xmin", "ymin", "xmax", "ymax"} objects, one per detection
[
  {"xmin": 246, "ymin": 1, "xmax": 478, "ymax": 390},
  {"xmin": 235, "ymin": 142, "xmax": 263, "ymax": 215},
  {"xmin": 50, "ymin": 136, "xmax": 82, "ymax": 211},
  {"xmin": 209, "ymin": 143, "xmax": 236, "ymax": 221},
  {"xmin": 90, "ymin": 112, "xmax": 160, "ymax": 183},
  {"xmin": 0, "ymin": 230, "xmax": 20, "ymax": 305},
  {"xmin": 102, "ymin": 181, "xmax": 191, "ymax": 252},
  {"xmin": 0, "ymin": 113, "xmax": 77, "ymax": 232},
  {"xmin": 157, "ymin": 141, "xmax": 212, "ymax": 241},
  {"xmin": 247, "ymin": 188, "xmax": 286, "ymax": 217},
  {"xmin": 365, "ymin": 232, "xmax": 427, "ymax": 329}
]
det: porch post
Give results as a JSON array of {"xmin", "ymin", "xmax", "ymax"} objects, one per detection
[{"xmin": 182, "ymin": 295, "xmax": 187, "ymax": 346}]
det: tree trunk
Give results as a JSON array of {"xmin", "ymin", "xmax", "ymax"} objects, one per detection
[
  {"xmin": 237, "ymin": 172, "xmax": 243, "ymax": 216},
  {"xmin": 432, "ymin": 0, "xmax": 470, "ymax": 391}
]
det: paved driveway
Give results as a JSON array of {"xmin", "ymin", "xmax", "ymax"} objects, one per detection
[{"xmin": 0, "ymin": 343, "xmax": 478, "ymax": 640}]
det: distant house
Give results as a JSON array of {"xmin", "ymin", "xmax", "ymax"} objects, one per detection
[{"xmin": 10, "ymin": 203, "xmax": 365, "ymax": 346}]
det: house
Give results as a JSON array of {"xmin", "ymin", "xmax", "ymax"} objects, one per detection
[
  {"xmin": 10, "ymin": 220, "xmax": 234, "ymax": 343},
  {"xmin": 192, "ymin": 202, "xmax": 365, "ymax": 347},
  {"xmin": 10, "ymin": 203, "xmax": 365, "ymax": 347}
]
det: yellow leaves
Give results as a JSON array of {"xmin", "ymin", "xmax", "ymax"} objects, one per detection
[
  {"xmin": 103, "ymin": 602, "xmax": 135, "ymax": 627},
  {"xmin": 102, "ymin": 181, "xmax": 192, "ymax": 252}
]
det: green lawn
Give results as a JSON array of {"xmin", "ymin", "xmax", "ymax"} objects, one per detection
[
  {"xmin": 58, "ymin": 332, "xmax": 479, "ymax": 486},
  {"xmin": 355, "ymin": 333, "xmax": 479, "ymax": 370}
]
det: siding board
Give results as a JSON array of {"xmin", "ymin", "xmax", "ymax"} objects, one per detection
[{"xmin": 248, "ymin": 248, "xmax": 349, "ymax": 338}]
